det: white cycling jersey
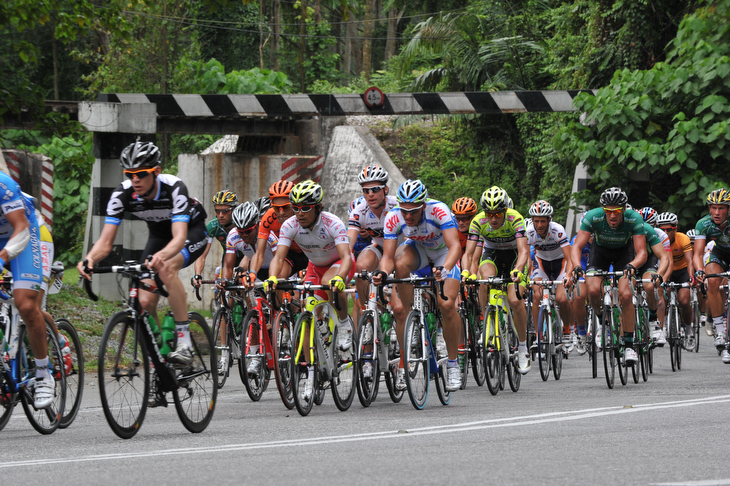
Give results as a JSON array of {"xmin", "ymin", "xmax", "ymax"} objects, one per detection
[
  {"xmin": 225, "ymin": 228, "xmax": 277, "ymax": 269},
  {"xmin": 653, "ymin": 227, "xmax": 671, "ymax": 253},
  {"xmin": 525, "ymin": 220, "xmax": 569, "ymax": 261},
  {"xmin": 383, "ymin": 200, "xmax": 456, "ymax": 251},
  {"xmin": 348, "ymin": 195, "xmax": 398, "ymax": 247},
  {"xmin": 278, "ymin": 212, "xmax": 349, "ymax": 266}
]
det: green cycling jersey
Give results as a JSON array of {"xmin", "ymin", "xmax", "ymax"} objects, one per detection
[
  {"xmin": 580, "ymin": 207, "xmax": 645, "ymax": 249},
  {"xmin": 206, "ymin": 218, "xmax": 233, "ymax": 249},
  {"xmin": 468, "ymin": 208, "xmax": 526, "ymax": 250},
  {"xmin": 695, "ymin": 214, "xmax": 730, "ymax": 250}
]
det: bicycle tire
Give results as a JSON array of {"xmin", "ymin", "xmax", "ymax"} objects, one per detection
[
  {"xmin": 0, "ymin": 369, "xmax": 16, "ymax": 431},
  {"xmin": 675, "ymin": 306, "xmax": 683, "ymax": 370},
  {"xmin": 18, "ymin": 321, "xmax": 65, "ymax": 434},
  {"xmin": 403, "ymin": 310, "xmax": 429, "ymax": 410},
  {"xmin": 55, "ymin": 318, "xmax": 84, "ymax": 429},
  {"xmin": 691, "ymin": 299, "xmax": 700, "ymax": 353},
  {"xmin": 240, "ymin": 310, "xmax": 266, "ymax": 401},
  {"xmin": 587, "ymin": 308, "xmax": 598, "ymax": 379},
  {"xmin": 356, "ymin": 311, "xmax": 379, "ymax": 407},
  {"xmin": 668, "ymin": 307, "xmax": 678, "ymax": 372},
  {"xmin": 506, "ymin": 322, "xmax": 521, "ymax": 393},
  {"xmin": 212, "ymin": 308, "xmax": 230, "ymax": 389},
  {"xmin": 483, "ymin": 306, "xmax": 501, "ymax": 396},
  {"xmin": 98, "ymin": 311, "xmax": 148, "ymax": 439},
  {"xmin": 640, "ymin": 345, "xmax": 648, "ymax": 382},
  {"xmin": 537, "ymin": 306, "xmax": 550, "ymax": 381},
  {"xmin": 470, "ymin": 303, "xmax": 486, "ymax": 387},
  {"xmin": 602, "ymin": 306, "xmax": 615, "ymax": 389},
  {"xmin": 291, "ymin": 312, "xmax": 315, "ymax": 416},
  {"xmin": 458, "ymin": 308, "xmax": 469, "ymax": 390},
  {"xmin": 331, "ymin": 317, "xmax": 356, "ymax": 412},
  {"xmin": 434, "ymin": 360, "xmax": 452, "ymax": 405},
  {"xmin": 384, "ymin": 366, "xmax": 404, "ymax": 403},
  {"xmin": 272, "ymin": 311, "xmax": 294, "ymax": 410},
  {"xmin": 552, "ymin": 312, "xmax": 563, "ymax": 381}
]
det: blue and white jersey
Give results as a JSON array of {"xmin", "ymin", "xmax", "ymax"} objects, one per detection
[
  {"xmin": 0, "ymin": 172, "xmax": 38, "ymax": 239},
  {"xmin": 348, "ymin": 195, "xmax": 398, "ymax": 247},
  {"xmin": 383, "ymin": 199, "xmax": 457, "ymax": 251},
  {"xmin": 525, "ymin": 220, "xmax": 570, "ymax": 261}
]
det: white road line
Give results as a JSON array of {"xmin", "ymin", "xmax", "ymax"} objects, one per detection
[
  {"xmin": 652, "ymin": 481, "xmax": 730, "ymax": 486},
  {"xmin": 3, "ymin": 394, "xmax": 730, "ymax": 469}
]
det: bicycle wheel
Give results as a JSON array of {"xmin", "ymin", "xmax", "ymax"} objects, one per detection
[
  {"xmin": 291, "ymin": 312, "xmax": 315, "ymax": 416},
  {"xmin": 356, "ymin": 310, "xmax": 379, "ymax": 407},
  {"xmin": 272, "ymin": 311, "xmax": 294, "ymax": 410},
  {"xmin": 586, "ymin": 308, "xmax": 598, "ymax": 379},
  {"xmin": 18, "ymin": 320, "xmax": 65, "ymax": 434},
  {"xmin": 602, "ymin": 307, "xmax": 616, "ymax": 390},
  {"xmin": 55, "ymin": 318, "xmax": 84, "ymax": 429},
  {"xmin": 384, "ymin": 365, "xmax": 404, "ymax": 403},
  {"xmin": 648, "ymin": 343, "xmax": 654, "ymax": 374},
  {"xmin": 470, "ymin": 305, "xmax": 486, "ymax": 386},
  {"xmin": 691, "ymin": 299, "xmax": 700, "ymax": 353},
  {"xmin": 675, "ymin": 307, "xmax": 682, "ymax": 370},
  {"xmin": 552, "ymin": 312, "xmax": 563, "ymax": 381},
  {"xmin": 640, "ymin": 344, "xmax": 648, "ymax": 382},
  {"xmin": 458, "ymin": 308, "xmax": 469, "ymax": 390},
  {"xmin": 667, "ymin": 307, "xmax": 678, "ymax": 372},
  {"xmin": 240, "ymin": 310, "xmax": 266, "ymax": 402},
  {"xmin": 331, "ymin": 317, "xmax": 357, "ymax": 412},
  {"xmin": 403, "ymin": 310, "xmax": 429, "ymax": 410},
  {"xmin": 212, "ymin": 308, "xmax": 230, "ymax": 389},
  {"xmin": 537, "ymin": 307, "xmax": 551, "ymax": 381},
  {"xmin": 483, "ymin": 306, "xmax": 501, "ymax": 396},
  {"xmin": 506, "ymin": 323, "xmax": 521, "ymax": 393},
  {"xmin": 98, "ymin": 311, "xmax": 148, "ymax": 439}
]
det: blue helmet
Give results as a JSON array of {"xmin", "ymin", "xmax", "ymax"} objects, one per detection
[{"xmin": 397, "ymin": 180, "xmax": 428, "ymax": 204}]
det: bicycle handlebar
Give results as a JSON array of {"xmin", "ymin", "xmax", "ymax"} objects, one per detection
[
  {"xmin": 81, "ymin": 260, "xmax": 169, "ymax": 301},
  {"xmin": 382, "ymin": 275, "xmax": 447, "ymax": 301}
]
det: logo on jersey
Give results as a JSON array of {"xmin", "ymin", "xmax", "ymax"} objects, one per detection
[
  {"xmin": 431, "ymin": 206, "xmax": 447, "ymax": 221},
  {"xmin": 3, "ymin": 189, "xmax": 14, "ymax": 201}
]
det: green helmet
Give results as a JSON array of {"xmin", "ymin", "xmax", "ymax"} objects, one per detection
[{"xmin": 289, "ymin": 180, "xmax": 324, "ymax": 205}]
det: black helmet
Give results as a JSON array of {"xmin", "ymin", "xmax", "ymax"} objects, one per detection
[{"xmin": 120, "ymin": 141, "xmax": 161, "ymax": 169}]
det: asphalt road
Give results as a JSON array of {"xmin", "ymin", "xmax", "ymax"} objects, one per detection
[{"xmin": 2, "ymin": 333, "xmax": 729, "ymax": 486}]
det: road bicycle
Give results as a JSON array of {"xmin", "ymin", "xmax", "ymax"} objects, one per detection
[
  {"xmin": 290, "ymin": 283, "xmax": 357, "ymax": 416},
  {"xmin": 629, "ymin": 277, "xmax": 656, "ymax": 383},
  {"xmin": 687, "ymin": 284, "xmax": 703, "ymax": 353},
  {"xmin": 535, "ymin": 280, "xmax": 565, "ymax": 381},
  {"xmin": 355, "ymin": 271, "xmax": 403, "ymax": 407},
  {"xmin": 479, "ymin": 277, "xmax": 522, "ymax": 396},
  {"xmin": 662, "ymin": 281, "xmax": 692, "ymax": 372},
  {"xmin": 0, "ymin": 278, "xmax": 66, "ymax": 434},
  {"xmin": 703, "ymin": 272, "xmax": 730, "ymax": 355},
  {"xmin": 84, "ymin": 262, "xmax": 217, "ymax": 439},
  {"xmin": 572, "ymin": 279, "xmax": 600, "ymax": 379},
  {"xmin": 460, "ymin": 280, "xmax": 486, "ymax": 388}
]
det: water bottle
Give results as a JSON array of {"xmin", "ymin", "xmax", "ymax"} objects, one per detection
[
  {"xmin": 380, "ymin": 312, "xmax": 393, "ymax": 344},
  {"xmin": 160, "ymin": 312, "xmax": 176, "ymax": 356},
  {"xmin": 145, "ymin": 312, "xmax": 162, "ymax": 346},
  {"xmin": 232, "ymin": 303, "xmax": 244, "ymax": 335},
  {"xmin": 426, "ymin": 312, "xmax": 437, "ymax": 336}
]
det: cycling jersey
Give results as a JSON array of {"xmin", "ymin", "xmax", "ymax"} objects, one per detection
[
  {"xmin": 695, "ymin": 214, "xmax": 730, "ymax": 250},
  {"xmin": 278, "ymin": 211, "xmax": 349, "ymax": 267},
  {"xmin": 468, "ymin": 208, "xmax": 526, "ymax": 250},
  {"xmin": 525, "ymin": 220, "xmax": 569, "ymax": 261},
  {"xmin": 383, "ymin": 200, "xmax": 456, "ymax": 251},
  {"xmin": 669, "ymin": 232, "xmax": 692, "ymax": 271},
  {"xmin": 105, "ymin": 174, "xmax": 206, "ymax": 238},
  {"xmin": 206, "ymin": 218, "xmax": 234, "ymax": 249},
  {"xmin": 225, "ymin": 229, "xmax": 277, "ymax": 269},
  {"xmin": 579, "ymin": 207, "xmax": 645, "ymax": 249},
  {"xmin": 348, "ymin": 195, "xmax": 398, "ymax": 248},
  {"xmin": 570, "ymin": 234, "xmax": 591, "ymax": 270},
  {"xmin": 258, "ymin": 207, "xmax": 303, "ymax": 253},
  {"xmin": 642, "ymin": 223, "xmax": 664, "ymax": 251}
]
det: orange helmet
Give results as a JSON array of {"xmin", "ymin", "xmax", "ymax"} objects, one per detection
[
  {"xmin": 269, "ymin": 180, "xmax": 294, "ymax": 199},
  {"xmin": 452, "ymin": 197, "xmax": 478, "ymax": 216}
]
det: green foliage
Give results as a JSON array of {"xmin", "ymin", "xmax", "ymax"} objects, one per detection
[
  {"xmin": 176, "ymin": 59, "xmax": 293, "ymax": 94},
  {"xmin": 193, "ymin": 1, "xmax": 262, "ymax": 72},
  {"xmin": 555, "ymin": 0, "xmax": 730, "ymax": 227}
]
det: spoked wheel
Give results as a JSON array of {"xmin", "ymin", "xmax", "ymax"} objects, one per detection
[
  {"xmin": 640, "ymin": 345, "xmax": 649, "ymax": 382},
  {"xmin": 212, "ymin": 308, "xmax": 230, "ymax": 389},
  {"xmin": 470, "ymin": 309, "xmax": 486, "ymax": 387},
  {"xmin": 434, "ymin": 347, "xmax": 452, "ymax": 406},
  {"xmin": 356, "ymin": 311, "xmax": 379, "ymax": 407},
  {"xmin": 19, "ymin": 321, "xmax": 66, "ymax": 435},
  {"xmin": 602, "ymin": 308, "xmax": 616, "ymax": 390},
  {"xmin": 55, "ymin": 318, "xmax": 84, "ymax": 429},
  {"xmin": 458, "ymin": 310, "xmax": 469, "ymax": 390},
  {"xmin": 675, "ymin": 309, "xmax": 683, "ymax": 370},
  {"xmin": 97, "ymin": 312, "xmax": 149, "ymax": 439},
  {"xmin": 506, "ymin": 326, "xmax": 521, "ymax": 393},
  {"xmin": 173, "ymin": 312, "xmax": 217, "ymax": 433},
  {"xmin": 537, "ymin": 308, "xmax": 551, "ymax": 381},
  {"xmin": 0, "ymin": 369, "xmax": 16, "ymax": 431},
  {"xmin": 240, "ymin": 310, "xmax": 267, "ymax": 402},
  {"xmin": 691, "ymin": 301, "xmax": 700, "ymax": 353},
  {"xmin": 588, "ymin": 311, "xmax": 598, "ymax": 379},
  {"xmin": 483, "ymin": 307, "xmax": 501, "ymax": 396},
  {"xmin": 331, "ymin": 320, "xmax": 357, "ymax": 411},
  {"xmin": 648, "ymin": 345, "xmax": 654, "ymax": 374},
  {"xmin": 403, "ymin": 311, "xmax": 429, "ymax": 410},
  {"xmin": 291, "ymin": 312, "xmax": 316, "ymax": 416},
  {"xmin": 272, "ymin": 311, "xmax": 295, "ymax": 410},
  {"xmin": 552, "ymin": 316, "xmax": 563, "ymax": 381},
  {"xmin": 668, "ymin": 309, "xmax": 678, "ymax": 372},
  {"xmin": 384, "ymin": 364, "xmax": 404, "ymax": 403}
]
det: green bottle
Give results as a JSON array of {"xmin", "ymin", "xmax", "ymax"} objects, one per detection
[
  {"xmin": 145, "ymin": 313, "xmax": 161, "ymax": 346},
  {"xmin": 0, "ymin": 328, "xmax": 4, "ymax": 351},
  {"xmin": 426, "ymin": 312, "xmax": 437, "ymax": 337},
  {"xmin": 381, "ymin": 312, "xmax": 393, "ymax": 344},
  {"xmin": 232, "ymin": 303, "xmax": 244, "ymax": 335},
  {"xmin": 160, "ymin": 312, "xmax": 176, "ymax": 356}
]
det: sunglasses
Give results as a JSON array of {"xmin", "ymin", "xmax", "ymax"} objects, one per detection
[
  {"xmin": 400, "ymin": 205, "xmax": 423, "ymax": 216},
  {"xmin": 660, "ymin": 226, "xmax": 677, "ymax": 232},
  {"xmin": 362, "ymin": 185, "xmax": 385, "ymax": 195},
  {"xmin": 486, "ymin": 211, "xmax": 504, "ymax": 218},
  {"xmin": 292, "ymin": 205, "xmax": 315, "ymax": 213},
  {"xmin": 237, "ymin": 226, "xmax": 257, "ymax": 235},
  {"xmin": 272, "ymin": 203, "xmax": 291, "ymax": 211},
  {"xmin": 124, "ymin": 168, "xmax": 156, "ymax": 180},
  {"xmin": 602, "ymin": 207, "xmax": 624, "ymax": 214},
  {"xmin": 215, "ymin": 208, "xmax": 233, "ymax": 215},
  {"xmin": 456, "ymin": 216, "xmax": 473, "ymax": 222}
]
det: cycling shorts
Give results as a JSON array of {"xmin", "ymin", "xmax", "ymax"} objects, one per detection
[
  {"xmin": 586, "ymin": 243, "xmax": 635, "ymax": 273},
  {"xmin": 358, "ymin": 243, "xmax": 384, "ymax": 261},
  {"xmin": 288, "ymin": 250, "xmax": 309, "ymax": 275},
  {"xmin": 304, "ymin": 253, "xmax": 356, "ymax": 300},
  {"xmin": 531, "ymin": 256, "xmax": 566, "ymax": 281},
  {"xmin": 480, "ymin": 247, "xmax": 517, "ymax": 278},
  {"xmin": 140, "ymin": 221, "xmax": 208, "ymax": 268},
  {"xmin": 403, "ymin": 240, "xmax": 460, "ymax": 281},
  {"xmin": 669, "ymin": 267, "xmax": 690, "ymax": 284},
  {"xmin": 706, "ymin": 246, "xmax": 730, "ymax": 272},
  {"xmin": 638, "ymin": 253, "xmax": 659, "ymax": 275},
  {"xmin": 2, "ymin": 224, "xmax": 43, "ymax": 292}
]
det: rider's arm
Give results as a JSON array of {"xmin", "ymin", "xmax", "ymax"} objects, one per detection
[
  {"xmin": 560, "ymin": 245, "xmax": 573, "ymax": 277},
  {"xmin": 630, "ymin": 234, "xmax": 648, "ymax": 270},
  {"xmin": 379, "ymin": 239, "xmax": 397, "ymax": 276},
  {"xmin": 652, "ymin": 242, "xmax": 672, "ymax": 282},
  {"xmin": 0, "ymin": 208, "xmax": 30, "ymax": 265},
  {"xmin": 346, "ymin": 227, "xmax": 360, "ymax": 250},
  {"xmin": 513, "ymin": 236, "xmax": 530, "ymax": 276},
  {"xmin": 334, "ymin": 243, "xmax": 352, "ymax": 280},
  {"xmin": 155, "ymin": 221, "xmax": 188, "ymax": 262},
  {"xmin": 570, "ymin": 230, "xmax": 590, "ymax": 270},
  {"xmin": 441, "ymin": 227, "xmax": 462, "ymax": 274},
  {"xmin": 267, "ymin": 243, "xmax": 289, "ymax": 279},
  {"xmin": 685, "ymin": 248, "xmax": 695, "ymax": 278},
  {"xmin": 78, "ymin": 222, "xmax": 120, "ymax": 277},
  {"xmin": 692, "ymin": 238, "xmax": 706, "ymax": 274},
  {"xmin": 221, "ymin": 251, "xmax": 236, "ymax": 281},
  {"xmin": 193, "ymin": 241, "xmax": 212, "ymax": 277},
  {"xmin": 249, "ymin": 237, "xmax": 269, "ymax": 275},
  {"xmin": 463, "ymin": 239, "xmax": 478, "ymax": 275}
]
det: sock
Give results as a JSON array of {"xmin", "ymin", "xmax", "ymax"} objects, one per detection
[
  {"xmin": 578, "ymin": 325, "xmax": 587, "ymax": 336},
  {"xmin": 447, "ymin": 359, "xmax": 458, "ymax": 368},
  {"xmin": 250, "ymin": 344, "xmax": 259, "ymax": 358},
  {"xmin": 175, "ymin": 321, "xmax": 191, "ymax": 348},
  {"xmin": 518, "ymin": 341, "xmax": 527, "ymax": 353},
  {"xmin": 307, "ymin": 365, "xmax": 314, "ymax": 381},
  {"xmin": 35, "ymin": 356, "xmax": 50, "ymax": 379}
]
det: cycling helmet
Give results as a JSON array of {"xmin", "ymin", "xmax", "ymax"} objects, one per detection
[
  {"xmin": 396, "ymin": 180, "xmax": 428, "ymax": 204},
  {"xmin": 686, "ymin": 229, "xmax": 696, "ymax": 241},
  {"xmin": 507, "ymin": 196, "xmax": 514, "ymax": 209},
  {"xmin": 480, "ymin": 186, "xmax": 509, "ymax": 211},
  {"xmin": 269, "ymin": 180, "xmax": 294, "ymax": 199},
  {"xmin": 625, "ymin": 203, "xmax": 633, "ymax": 211},
  {"xmin": 529, "ymin": 200, "xmax": 554, "ymax": 218},
  {"xmin": 357, "ymin": 165, "xmax": 389, "ymax": 185},
  {"xmin": 254, "ymin": 196, "xmax": 271, "ymax": 216},
  {"xmin": 599, "ymin": 186, "xmax": 628, "ymax": 207},
  {"xmin": 289, "ymin": 180, "xmax": 324, "ymax": 205},
  {"xmin": 656, "ymin": 212, "xmax": 678, "ymax": 226},
  {"xmin": 452, "ymin": 197, "xmax": 478, "ymax": 216},
  {"xmin": 232, "ymin": 201, "xmax": 260, "ymax": 229},
  {"xmin": 639, "ymin": 207, "xmax": 658, "ymax": 226},
  {"xmin": 120, "ymin": 141, "xmax": 161, "ymax": 169},
  {"xmin": 212, "ymin": 189, "xmax": 239, "ymax": 207},
  {"xmin": 706, "ymin": 188, "xmax": 730, "ymax": 206}
]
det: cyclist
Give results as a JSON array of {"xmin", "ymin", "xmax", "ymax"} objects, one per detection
[
  {"xmin": 192, "ymin": 190, "xmax": 238, "ymax": 290},
  {"xmin": 525, "ymin": 200, "xmax": 574, "ymax": 349},
  {"xmin": 452, "ymin": 197, "xmax": 482, "ymax": 272},
  {"xmin": 0, "ymin": 173, "xmax": 52, "ymax": 408},
  {"xmin": 567, "ymin": 187, "xmax": 648, "ymax": 366},
  {"xmin": 657, "ymin": 211, "xmax": 696, "ymax": 347},
  {"xmin": 638, "ymin": 207, "xmax": 673, "ymax": 345},
  {"xmin": 78, "ymin": 141, "xmax": 208, "ymax": 368},
  {"xmin": 570, "ymin": 212, "xmax": 593, "ymax": 354},
  {"xmin": 349, "ymin": 195, "xmax": 373, "ymax": 260},
  {"xmin": 265, "ymin": 180, "xmax": 355, "ymax": 401},
  {"xmin": 464, "ymin": 186, "xmax": 531, "ymax": 374},
  {"xmin": 693, "ymin": 189, "xmax": 730, "ymax": 363},
  {"xmin": 347, "ymin": 165, "xmax": 398, "ymax": 332},
  {"xmin": 372, "ymin": 179, "xmax": 463, "ymax": 391},
  {"xmin": 686, "ymin": 229, "xmax": 710, "ymax": 330}
]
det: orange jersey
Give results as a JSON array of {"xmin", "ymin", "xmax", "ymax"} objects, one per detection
[
  {"xmin": 258, "ymin": 207, "xmax": 302, "ymax": 252},
  {"xmin": 670, "ymin": 232, "xmax": 692, "ymax": 271}
]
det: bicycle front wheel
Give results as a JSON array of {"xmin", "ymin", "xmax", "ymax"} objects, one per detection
[
  {"xmin": 331, "ymin": 318, "xmax": 357, "ymax": 412},
  {"xmin": 537, "ymin": 307, "xmax": 551, "ymax": 381},
  {"xmin": 667, "ymin": 307, "xmax": 678, "ymax": 372},
  {"xmin": 403, "ymin": 310, "xmax": 429, "ymax": 410},
  {"xmin": 56, "ymin": 318, "xmax": 84, "ymax": 429},
  {"xmin": 0, "ymin": 368, "xmax": 16, "ymax": 431},
  {"xmin": 272, "ymin": 311, "xmax": 294, "ymax": 409},
  {"xmin": 506, "ymin": 324, "xmax": 521, "ymax": 393},
  {"xmin": 691, "ymin": 299, "xmax": 700, "ymax": 353},
  {"xmin": 356, "ymin": 311, "xmax": 379, "ymax": 407},
  {"xmin": 291, "ymin": 312, "xmax": 315, "ymax": 416},
  {"xmin": 588, "ymin": 308, "xmax": 598, "ymax": 379},
  {"xmin": 470, "ymin": 306, "xmax": 486, "ymax": 386},
  {"xmin": 173, "ymin": 312, "xmax": 217, "ymax": 433},
  {"xmin": 552, "ymin": 313, "xmax": 563, "ymax": 381},
  {"xmin": 483, "ymin": 306, "xmax": 501, "ymax": 396},
  {"xmin": 212, "ymin": 308, "xmax": 230, "ymax": 389},
  {"xmin": 241, "ymin": 310, "xmax": 266, "ymax": 402},
  {"xmin": 602, "ymin": 307, "xmax": 616, "ymax": 390},
  {"xmin": 98, "ymin": 312, "xmax": 149, "ymax": 439}
]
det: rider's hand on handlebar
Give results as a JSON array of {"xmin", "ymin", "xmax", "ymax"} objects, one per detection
[
  {"xmin": 330, "ymin": 275, "xmax": 346, "ymax": 292},
  {"xmin": 78, "ymin": 258, "xmax": 94, "ymax": 281},
  {"xmin": 146, "ymin": 252, "xmax": 165, "ymax": 273},
  {"xmin": 624, "ymin": 263, "xmax": 637, "ymax": 278},
  {"xmin": 372, "ymin": 270, "xmax": 387, "ymax": 286},
  {"xmin": 651, "ymin": 273, "xmax": 663, "ymax": 285},
  {"xmin": 263, "ymin": 275, "xmax": 278, "ymax": 292},
  {"xmin": 694, "ymin": 269, "xmax": 706, "ymax": 283},
  {"xmin": 191, "ymin": 274, "xmax": 203, "ymax": 288},
  {"xmin": 244, "ymin": 271, "xmax": 257, "ymax": 288},
  {"xmin": 511, "ymin": 269, "xmax": 523, "ymax": 284}
]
